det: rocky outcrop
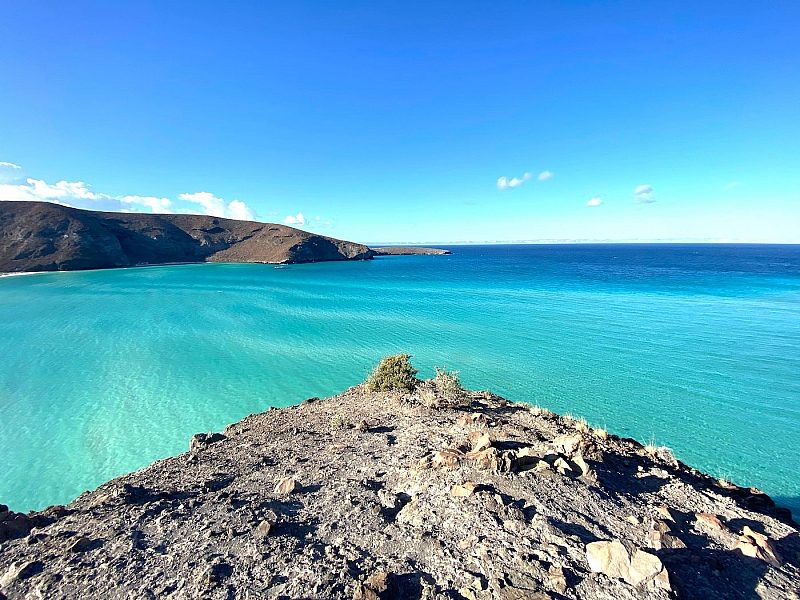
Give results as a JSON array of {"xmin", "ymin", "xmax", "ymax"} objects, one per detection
[
  {"xmin": 0, "ymin": 201, "xmax": 374, "ymax": 273},
  {"xmin": 372, "ymin": 246, "xmax": 451, "ymax": 256},
  {"xmin": 0, "ymin": 381, "xmax": 798, "ymax": 599}
]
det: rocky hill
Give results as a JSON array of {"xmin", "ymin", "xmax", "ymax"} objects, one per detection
[
  {"xmin": 0, "ymin": 201, "xmax": 374, "ymax": 273},
  {"xmin": 0, "ymin": 360, "xmax": 797, "ymax": 599}
]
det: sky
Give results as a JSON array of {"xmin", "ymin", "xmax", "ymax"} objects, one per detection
[{"xmin": 1, "ymin": 1, "xmax": 799, "ymax": 244}]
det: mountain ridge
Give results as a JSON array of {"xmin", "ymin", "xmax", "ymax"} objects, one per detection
[{"xmin": 0, "ymin": 201, "xmax": 374, "ymax": 273}]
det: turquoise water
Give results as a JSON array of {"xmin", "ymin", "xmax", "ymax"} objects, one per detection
[{"xmin": 1, "ymin": 244, "xmax": 799, "ymax": 515}]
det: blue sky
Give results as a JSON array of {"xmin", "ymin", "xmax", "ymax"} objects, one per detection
[{"xmin": 1, "ymin": 1, "xmax": 798, "ymax": 243}]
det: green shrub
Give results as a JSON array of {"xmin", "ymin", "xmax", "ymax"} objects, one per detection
[
  {"xmin": 432, "ymin": 367, "xmax": 465, "ymax": 403},
  {"xmin": 365, "ymin": 354, "xmax": 418, "ymax": 392}
]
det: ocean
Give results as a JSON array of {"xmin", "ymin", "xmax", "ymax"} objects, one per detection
[{"xmin": 1, "ymin": 244, "xmax": 799, "ymax": 516}]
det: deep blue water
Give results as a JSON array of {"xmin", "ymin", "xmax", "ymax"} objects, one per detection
[{"xmin": 1, "ymin": 244, "xmax": 799, "ymax": 515}]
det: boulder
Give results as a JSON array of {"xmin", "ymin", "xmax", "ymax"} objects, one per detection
[
  {"xmin": 273, "ymin": 476, "xmax": 297, "ymax": 496},
  {"xmin": 552, "ymin": 457, "xmax": 574, "ymax": 476},
  {"xmin": 468, "ymin": 447, "xmax": 514, "ymax": 472},
  {"xmin": 514, "ymin": 446, "xmax": 543, "ymax": 470},
  {"xmin": 695, "ymin": 512, "xmax": 726, "ymax": 533},
  {"xmin": 0, "ymin": 510, "xmax": 32, "ymax": 542},
  {"xmin": 736, "ymin": 526, "xmax": 781, "ymax": 566},
  {"xmin": 586, "ymin": 540, "xmax": 670, "ymax": 590},
  {"xmin": 571, "ymin": 452, "xmax": 595, "ymax": 481},
  {"xmin": 68, "ymin": 536, "xmax": 98, "ymax": 553},
  {"xmin": 629, "ymin": 550, "xmax": 663, "ymax": 586},
  {"xmin": 655, "ymin": 505, "xmax": 675, "ymax": 522},
  {"xmin": 451, "ymin": 482, "xmax": 478, "ymax": 498},
  {"xmin": 0, "ymin": 561, "xmax": 44, "ymax": 587},
  {"xmin": 586, "ymin": 540, "xmax": 630, "ymax": 581},
  {"xmin": 190, "ymin": 432, "xmax": 226, "ymax": 452},
  {"xmin": 432, "ymin": 449, "xmax": 462, "ymax": 470},
  {"xmin": 255, "ymin": 520, "xmax": 272, "ymax": 538},
  {"xmin": 548, "ymin": 565, "xmax": 567, "ymax": 594},
  {"xmin": 552, "ymin": 432, "xmax": 583, "ymax": 455},
  {"xmin": 648, "ymin": 530, "xmax": 686, "ymax": 550},
  {"xmin": 354, "ymin": 570, "xmax": 389, "ymax": 600}
]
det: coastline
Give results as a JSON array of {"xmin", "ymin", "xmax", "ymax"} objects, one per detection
[{"xmin": 1, "ymin": 374, "xmax": 797, "ymax": 598}]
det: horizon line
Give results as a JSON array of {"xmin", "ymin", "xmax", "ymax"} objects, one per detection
[{"xmin": 366, "ymin": 240, "xmax": 800, "ymax": 246}]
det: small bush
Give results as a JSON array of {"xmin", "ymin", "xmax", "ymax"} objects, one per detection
[
  {"xmin": 418, "ymin": 384, "xmax": 438, "ymax": 407},
  {"xmin": 365, "ymin": 354, "xmax": 418, "ymax": 392},
  {"xmin": 330, "ymin": 414, "xmax": 351, "ymax": 429},
  {"xmin": 432, "ymin": 367, "xmax": 465, "ymax": 403}
]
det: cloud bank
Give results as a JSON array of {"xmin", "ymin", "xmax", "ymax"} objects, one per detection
[
  {"xmin": 0, "ymin": 163, "xmax": 257, "ymax": 221},
  {"xmin": 537, "ymin": 171, "xmax": 553, "ymax": 181}
]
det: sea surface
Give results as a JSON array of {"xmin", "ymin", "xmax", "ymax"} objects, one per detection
[{"xmin": 1, "ymin": 244, "xmax": 799, "ymax": 516}]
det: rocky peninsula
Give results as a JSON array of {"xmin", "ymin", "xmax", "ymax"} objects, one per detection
[
  {"xmin": 0, "ymin": 201, "xmax": 373, "ymax": 273},
  {"xmin": 373, "ymin": 247, "xmax": 452, "ymax": 256},
  {"xmin": 0, "ymin": 357, "xmax": 797, "ymax": 599}
]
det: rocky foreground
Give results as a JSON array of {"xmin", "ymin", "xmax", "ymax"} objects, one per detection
[
  {"xmin": 1, "ymin": 383, "xmax": 798, "ymax": 599},
  {"xmin": 0, "ymin": 201, "xmax": 373, "ymax": 272}
]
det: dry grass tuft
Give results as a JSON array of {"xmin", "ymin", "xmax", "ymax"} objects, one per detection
[
  {"xmin": 330, "ymin": 414, "xmax": 351, "ymax": 430},
  {"xmin": 432, "ymin": 367, "xmax": 465, "ymax": 404}
]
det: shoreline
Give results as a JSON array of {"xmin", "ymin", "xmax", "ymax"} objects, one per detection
[{"xmin": 1, "ymin": 372, "xmax": 797, "ymax": 598}]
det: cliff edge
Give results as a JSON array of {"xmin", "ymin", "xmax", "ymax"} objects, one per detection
[
  {"xmin": 0, "ymin": 361, "xmax": 797, "ymax": 599},
  {"xmin": 0, "ymin": 201, "xmax": 374, "ymax": 273}
]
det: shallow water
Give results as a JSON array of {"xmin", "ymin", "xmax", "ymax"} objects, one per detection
[{"xmin": 1, "ymin": 244, "xmax": 799, "ymax": 515}]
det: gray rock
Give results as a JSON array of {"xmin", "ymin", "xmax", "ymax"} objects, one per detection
[
  {"xmin": 189, "ymin": 432, "xmax": 226, "ymax": 452},
  {"xmin": 0, "ymin": 383, "xmax": 795, "ymax": 599}
]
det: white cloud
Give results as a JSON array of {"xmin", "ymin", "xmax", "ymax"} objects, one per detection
[
  {"xmin": 634, "ymin": 184, "xmax": 655, "ymax": 203},
  {"xmin": 177, "ymin": 191, "xmax": 255, "ymax": 220},
  {"xmin": 0, "ymin": 172, "xmax": 257, "ymax": 220},
  {"xmin": 0, "ymin": 161, "xmax": 21, "ymax": 170},
  {"xmin": 227, "ymin": 199, "xmax": 255, "ymax": 221},
  {"xmin": 178, "ymin": 192, "xmax": 227, "ymax": 217},
  {"xmin": 586, "ymin": 197, "xmax": 603, "ymax": 207},
  {"xmin": 538, "ymin": 170, "xmax": 553, "ymax": 181},
  {"xmin": 120, "ymin": 195, "xmax": 173, "ymax": 214},
  {"xmin": 497, "ymin": 172, "xmax": 532, "ymax": 190},
  {"xmin": 0, "ymin": 178, "xmax": 102, "ymax": 205},
  {"xmin": 284, "ymin": 212, "xmax": 306, "ymax": 226}
]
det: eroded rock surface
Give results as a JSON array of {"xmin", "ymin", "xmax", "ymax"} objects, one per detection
[{"xmin": 1, "ymin": 386, "xmax": 798, "ymax": 599}]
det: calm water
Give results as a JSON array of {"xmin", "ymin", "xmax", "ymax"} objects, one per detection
[{"xmin": 1, "ymin": 244, "xmax": 799, "ymax": 515}]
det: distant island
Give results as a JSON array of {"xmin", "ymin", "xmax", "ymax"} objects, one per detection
[
  {"xmin": 373, "ymin": 246, "xmax": 451, "ymax": 256},
  {"xmin": 0, "ymin": 355, "xmax": 795, "ymax": 598},
  {"xmin": 0, "ymin": 202, "xmax": 451, "ymax": 274}
]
